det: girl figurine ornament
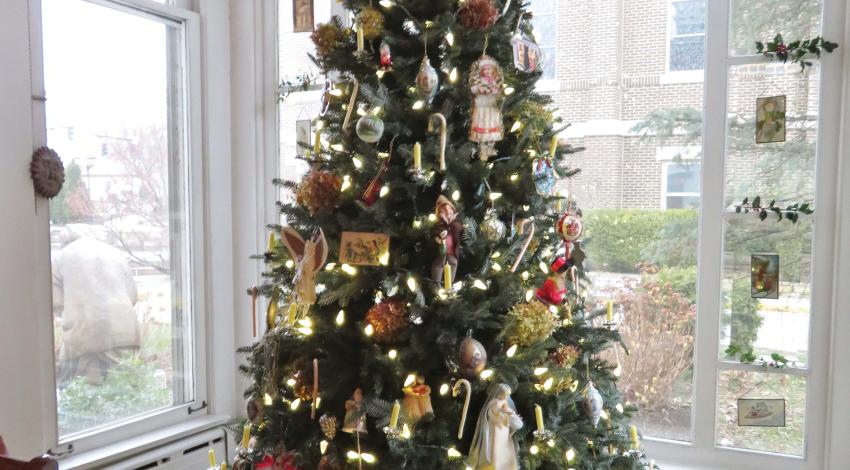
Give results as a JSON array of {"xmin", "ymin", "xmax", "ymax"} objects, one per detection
[
  {"xmin": 469, "ymin": 384, "xmax": 523, "ymax": 470},
  {"xmin": 469, "ymin": 53, "xmax": 504, "ymax": 161}
]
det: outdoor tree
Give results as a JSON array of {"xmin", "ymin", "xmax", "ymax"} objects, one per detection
[
  {"xmin": 50, "ymin": 160, "xmax": 93, "ymax": 225},
  {"xmin": 237, "ymin": 1, "xmax": 649, "ymax": 469}
]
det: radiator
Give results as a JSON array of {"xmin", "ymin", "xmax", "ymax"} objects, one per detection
[{"xmin": 103, "ymin": 428, "xmax": 229, "ymax": 470}]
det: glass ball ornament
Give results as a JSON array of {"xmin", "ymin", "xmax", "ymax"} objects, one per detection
[
  {"xmin": 356, "ymin": 114, "xmax": 385, "ymax": 143},
  {"xmin": 557, "ymin": 211, "xmax": 583, "ymax": 242},
  {"xmin": 458, "ymin": 336, "xmax": 488, "ymax": 378},
  {"xmin": 480, "ymin": 209, "xmax": 506, "ymax": 241},
  {"xmin": 416, "ymin": 56, "xmax": 439, "ymax": 103}
]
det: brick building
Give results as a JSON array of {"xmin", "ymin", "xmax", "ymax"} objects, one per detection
[{"xmin": 278, "ymin": 0, "xmax": 819, "ymax": 211}]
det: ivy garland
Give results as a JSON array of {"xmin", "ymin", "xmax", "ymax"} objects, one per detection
[
  {"xmin": 756, "ymin": 33, "xmax": 838, "ymax": 71},
  {"xmin": 734, "ymin": 196, "xmax": 813, "ymax": 223}
]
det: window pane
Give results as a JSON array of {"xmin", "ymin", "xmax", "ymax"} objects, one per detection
[
  {"xmin": 730, "ymin": 0, "xmax": 822, "ymax": 56},
  {"xmin": 720, "ymin": 217, "xmax": 812, "ymax": 364},
  {"xmin": 672, "ymin": 0, "xmax": 705, "ymax": 35},
  {"xmin": 43, "ymin": 0, "xmax": 192, "ymax": 438},
  {"xmin": 667, "ymin": 162, "xmax": 701, "ymax": 193},
  {"xmin": 670, "ymin": 36, "xmax": 705, "ymax": 71},
  {"xmin": 560, "ymin": 0, "xmax": 705, "ymax": 442},
  {"xmin": 278, "ymin": 2, "xmax": 323, "ymax": 203},
  {"xmin": 666, "ymin": 195, "xmax": 700, "ymax": 209},
  {"xmin": 716, "ymin": 370, "xmax": 806, "ymax": 456},
  {"xmin": 530, "ymin": 0, "xmax": 555, "ymax": 15},
  {"xmin": 725, "ymin": 62, "xmax": 819, "ymax": 207}
]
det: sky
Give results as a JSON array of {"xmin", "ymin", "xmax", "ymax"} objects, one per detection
[{"xmin": 42, "ymin": 0, "xmax": 169, "ymax": 143}]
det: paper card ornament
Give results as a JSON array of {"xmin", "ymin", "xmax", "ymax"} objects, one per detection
[
  {"xmin": 737, "ymin": 398, "xmax": 786, "ymax": 427},
  {"xmin": 339, "ymin": 232, "xmax": 390, "ymax": 266},
  {"xmin": 512, "ymin": 35, "xmax": 542, "ymax": 72}
]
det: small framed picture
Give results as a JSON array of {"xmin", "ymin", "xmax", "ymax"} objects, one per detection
[
  {"xmin": 295, "ymin": 119, "xmax": 312, "ymax": 157},
  {"xmin": 292, "ymin": 0, "xmax": 314, "ymax": 33},
  {"xmin": 737, "ymin": 398, "xmax": 786, "ymax": 427},
  {"xmin": 511, "ymin": 36, "xmax": 542, "ymax": 73},
  {"xmin": 751, "ymin": 253, "xmax": 779, "ymax": 299},
  {"xmin": 756, "ymin": 95, "xmax": 786, "ymax": 143},
  {"xmin": 339, "ymin": 232, "xmax": 390, "ymax": 266}
]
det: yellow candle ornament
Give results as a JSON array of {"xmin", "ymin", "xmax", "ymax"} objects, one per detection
[
  {"xmin": 549, "ymin": 134, "xmax": 559, "ymax": 156},
  {"xmin": 207, "ymin": 448, "xmax": 217, "ymax": 469},
  {"xmin": 607, "ymin": 300, "xmax": 614, "ymax": 323},
  {"xmin": 313, "ymin": 129, "xmax": 321, "ymax": 154},
  {"xmin": 356, "ymin": 24, "xmax": 365, "ymax": 51},
  {"xmin": 629, "ymin": 425, "xmax": 640, "ymax": 448},
  {"xmin": 534, "ymin": 404, "xmax": 544, "ymax": 432},
  {"xmin": 413, "ymin": 142, "xmax": 422, "ymax": 170},
  {"xmin": 389, "ymin": 400, "xmax": 401, "ymax": 429},
  {"xmin": 443, "ymin": 262, "xmax": 452, "ymax": 291},
  {"xmin": 241, "ymin": 424, "xmax": 251, "ymax": 449}
]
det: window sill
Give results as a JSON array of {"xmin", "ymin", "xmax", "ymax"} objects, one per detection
[
  {"xmin": 660, "ymin": 70, "xmax": 705, "ymax": 84},
  {"xmin": 58, "ymin": 414, "xmax": 230, "ymax": 470}
]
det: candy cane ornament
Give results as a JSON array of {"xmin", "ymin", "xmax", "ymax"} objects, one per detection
[
  {"xmin": 452, "ymin": 379, "xmax": 472, "ymax": 439},
  {"xmin": 311, "ymin": 358, "xmax": 319, "ymax": 419},
  {"xmin": 428, "ymin": 113, "xmax": 447, "ymax": 172},
  {"xmin": 342, "ymin": 79, "xmax": 360, "ymax": 131},
  {"xmin": 510, "ymin": 219, "xmax": 536, "ymax": 272}
]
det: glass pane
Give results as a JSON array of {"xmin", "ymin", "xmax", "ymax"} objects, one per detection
[
  {"xmin": 725, "ymin": 62, "xmax": 819, "ymax": 207},
  {"xmin": 673, "ymin": 0, "xmax": 706, "ymax": 35},
  {"xmin": 720, "ymin": 216, "xmax": 812, "ymax": 364},
  {"xmin": 529, "ymin": 0, "xmax": 555, "ymax": 15},
  {"xmin": 716, "ymin": 370, "xmax": 806, "ymax": 456},
  {"xmin": 670, "ymin": 35, "xmax": 706, "ymax": 71},
  {"xmin": 43, "ymin": 0, "xmax": 192, "ymax": 438},
  {"xmin": 558, "ymin": 0, "xmax": 706, "ymax": 443},
  {"xmin": 530, "ymin": 12, "xmax": 556, "ymax": 79},
  {"xmin": 278, "ymin": 3, "xmax": 322, "ymax": 204},
  {"xmin": 666, "ymin": 195, "xmax": 700, "ymax": 209},
  {"xmin": 730, "ymin": 0, "xmax": 822, "ymax": 56},
  {"xmin": 667, "ymin": 162, "xmax": 701, "ymax": 193}
]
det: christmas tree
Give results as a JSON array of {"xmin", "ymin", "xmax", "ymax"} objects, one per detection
[{"xmin": 236, "ymin": 1, "xmax": 650, "ymax": 469}]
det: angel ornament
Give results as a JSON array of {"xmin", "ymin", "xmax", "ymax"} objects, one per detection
[
  {"xmin": 468, "ymin": 384, "xmax": 523, "ymax": 470},
  {"xmin": 468, "ymin": 54, "xmax": 504, "ymax": 161},
  {"xmin": 281, "ymin": 226, "xmax": 328, "ymax": 325}
]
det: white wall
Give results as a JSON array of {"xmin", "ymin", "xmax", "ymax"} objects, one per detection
[{"xmin": 0, "ymin": 0, "xmax": 56, "ymax": 458}]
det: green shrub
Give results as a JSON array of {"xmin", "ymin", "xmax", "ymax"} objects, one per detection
[
  {"xmin": 58, "ymin": 354, "xmax": 171, "ymax": 435},
  {"xmin": 583, "ymin": 209, "xmax": 697, "ymax": 273},
  {"xmin": 655, "ymin": 265, "xmax": 698, "ymax": 305}
]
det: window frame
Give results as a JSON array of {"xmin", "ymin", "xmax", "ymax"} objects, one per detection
[
  {"xmin": 646, "ymin": 0, "xmax": 845, "ymax": 468},
  {"xmin": 666, "ymin": 0, "xmax": 706, "ymax": 76},
  {"xmin": 29, "ymin": 0, "xmax": 208, "ymax": 456},
  {"xmin": 528, "ymin": 0, "xmax": 557, "ymax": 82},
  {"xmin": 661, "ymin": 160, "xmax": 701, "ymax": 210}
]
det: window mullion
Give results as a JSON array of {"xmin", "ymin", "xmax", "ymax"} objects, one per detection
[{"xmin": 691, "ymin": 0, "xmax": 729, "ymax": 451}]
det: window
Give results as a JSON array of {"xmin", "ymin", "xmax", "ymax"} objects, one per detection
[
  {"xmin": 529, "ymin": 0, "xmax": 556, "ymax": 80},
  {"xmin": 558, "ymin": 0, "xmax": 704, "ymax": 443},
  {"xmin": 669, "ymin": 0, "xmax": 706, "ymax": 71},
  {"xmin": 663, "ymin": 161, "xmax": 701, "ymax": 209},
  {"xmin": 278, "ymin": 1, "xmax": 335, "ymax": 202},
  {"xmin": 42, "ymin": 0, "xmax": 203, "ymax": 448}
]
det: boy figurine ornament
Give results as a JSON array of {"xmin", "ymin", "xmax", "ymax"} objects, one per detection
[{"xmin": 431, "ymin": 195, "xmax": 464, "ymax": 285}]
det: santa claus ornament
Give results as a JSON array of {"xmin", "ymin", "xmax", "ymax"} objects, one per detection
[
  {"xmin": 416, "ymin": 50, "xmax": 439, "ymax": 104},
  {"xmin": 468, "ymin": 54, "xmax": 504, "ymax": 161}
]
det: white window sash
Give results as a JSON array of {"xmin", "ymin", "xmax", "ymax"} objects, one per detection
[
  {"xmin": 646, "ymin": 0, "xmax": 845, "ymax": 468},
  {"xmin": 29, "ymin": 0, "xmax": 208, "ymax": 457}
]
